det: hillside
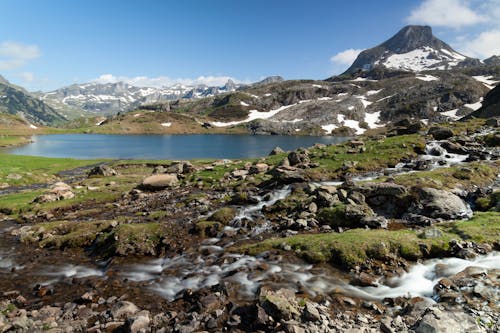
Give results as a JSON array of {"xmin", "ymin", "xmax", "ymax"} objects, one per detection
[{"xmin": 0, "ymin": 76, "xmax": 66, "ymax": 126}]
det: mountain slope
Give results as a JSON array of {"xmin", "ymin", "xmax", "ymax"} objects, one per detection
[
  {"xmin": 38, "ymin": 80, "xmax": 245, "ymax": 117},
  {"xmin": 466, "ymin": 85, "xmax": 500, "ymax": 119},
  {"xmin": 0, "ymin": 77, "xmax": 66, "ymax": 126},
  {"xmin": 344, "ymin": 25, "xmax": 480, "ymax": 74}
]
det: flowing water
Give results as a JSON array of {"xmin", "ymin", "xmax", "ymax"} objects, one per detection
[{"xmin": 1, "ymin": 137, "xmax": 498, "ymax": 303}]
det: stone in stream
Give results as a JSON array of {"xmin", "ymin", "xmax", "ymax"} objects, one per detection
[{"xmin": 140, "ymin": 174, "xmax": 179, "ymax": 190}]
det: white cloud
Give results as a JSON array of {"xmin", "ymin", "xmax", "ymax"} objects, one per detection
[
  {"xmin": 457, "ymin": 29, "xmax": 500, "ymax": 58},
  {"xmin": 92, "ymin": 74, "xmax": 242, "ymax": 87},
  {"xmin": 0, "ymin": 41, "xmax": 41, "ymax": 70},
  {"xmin": 407, "ymin": 0, "xmax": 486, "ymax": 28},
  {"xmin": 330, "ymin": 49, "xmax": 363, "ymax": 65}
]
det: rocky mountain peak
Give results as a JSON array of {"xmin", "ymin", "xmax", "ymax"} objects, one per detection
[
  {"xmin": 344, "ymin": 25, "xmax": 476, "ymax": 74},
  {"xmin": 383, "ymin": 25, "xmax": 449, "ymax": 54}
]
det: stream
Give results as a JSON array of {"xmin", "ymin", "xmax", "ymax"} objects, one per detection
[{"xmin": 1, "ymin": 137, "xmax": 499, "ymax": 305}]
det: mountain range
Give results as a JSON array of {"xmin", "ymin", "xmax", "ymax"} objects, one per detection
[{"xmin": 0, "ymin": 25, "xmax": 498, "ymax": 133}]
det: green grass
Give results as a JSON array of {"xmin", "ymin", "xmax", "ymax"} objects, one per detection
[
  {"xmin": 306, "ymin": 134, "xmax": 426, "ymax": 179},
  {"xmin": 0, "ymin": 154, "xmax": 105, "ymax": 187},
  {"xmin": 0, "ymin": 135, "xmax": 31, "ymax": 147},
  {"xmin": 392, "ymin": 162, "xmax": 499, "ymax": 190},
  {"xmin": 238, "ymin": 212, "xmax": 500, "ymax": 269}
]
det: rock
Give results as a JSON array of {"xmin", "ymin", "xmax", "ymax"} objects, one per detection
[
  {"xmin": 124, "ymin": 311, "xmax": 150, "ymax": 333},
  {"xmin": 166, "ymin": 162, "xmax": 184, "ymax": 174},
  {"xmin": 287, "ymin": 149, "xmax": 310, "ymax": 166},
  {"xmin": 352, "ymin": 272, "xmax": 379, "ymax": 287},
  {"xmin": 440, "ymin": 141, "xmax": 467, "ymax": 154},
  {"xmin": 33, "ymin": 182, "xmax": 75, "ymax": 203},
  {"xmin": 152, "ymin": 165, "xmax": 167, "ymax": 174},
  {"xmin": 111, "ymin": 301, "xmax": 139, "ymax": 320},
  {"xmin": 413, "ymin": 187, "xmax": 472, "ymax": 220},
  {"xmin": 88, "ymin": 165, "xmax": 117, "ymax": 177},
  {"xmin": 302, "ymin": 302, "xmax": 320, "ymax": 322},
  {"xmin": 260, "ymin": 288, "xmax": 300, "ymax": 321},
  {"xmin": 249, "ymin": 163, "xmax": 269, "ymax": 174},
  {"xmin": 140, "ymin": 174, "xmax": 179, "ymax": 190},
  {"xmin": 269, "ymin": 146, "xmax": 285, "ymax": 155},
  {"xmin": 428, "ymin": 126, "xmax": 454, "ymax": 140},
  {"xmin": 270, "ymin": 166, "xmax": 308, "ymax": 184},
  {"xmin": 230, "ymin": 169, "xmax": 249, "ymax": 179},
  {"xmin": 415, "ymin": 308, "xmax": 484, "ymax": 333},
  {"xmin": 485, "ymin": 117, "xmax": 499, "ymax": 127}
]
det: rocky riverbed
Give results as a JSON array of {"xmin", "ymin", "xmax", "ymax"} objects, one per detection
[{"xmin": 0, "ymin": 119, "xmax": 499, "ymax": 332}]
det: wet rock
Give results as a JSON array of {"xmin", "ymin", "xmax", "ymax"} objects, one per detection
[
  {"xmin": 352, "ymin": 272, "xmax": 379, "ymax": 287},
  {"xmin": 440, "ymin": 141, "xmax": 467, "ymax": 154},
  {"xmin": 140, "ymin": 174, "xmax": 179, "ymax": 190},
  {"xmin": 88, "ymin": 165, "xmax": 117, "ymax": 177},
  {"xmin": 428, "ymin": 126, "xmax": 454, "ymax": 140}
]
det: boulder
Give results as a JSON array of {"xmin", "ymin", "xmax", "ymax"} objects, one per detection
[
  {"xmin": 269, "ymin": 146, "xmax": 285, "ymax": 155},
  {"xmin": 415, "ymin": 308, "xmax": 483, "ymax": 333},
  {"xmin": 33, "ymin": 182, "xmax": 75, "ymax": 203},
  {"xmin": 249, "ymin": 163, "xmax": 269, "ymax": 174},
  {"xmin": 140, "ymin": 174, "xmax": 179, "ymax": 190},
  {"xmin": 413, "ymin": 187, "xmax": 472, "ymax": 220},
  {"xmin": 88, "ymin": 165, "xmax": 117, "ymax": 177},
  {"xmin": 260, "ymin": 288, "xmax": 300, "ymax": 321},
  {"xmin": 428, "ymin": 126, "xmax": 454, "ymax": 140},
  {"xmin": 287, "ymin": 149, "xmax": 310, "ymax": 166}
]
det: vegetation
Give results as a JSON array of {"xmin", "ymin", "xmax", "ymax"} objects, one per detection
[
  {"xmin": 0, "ymin": 154, "xmax": 105, "ymax": 187},
  {"xmin": 238, "ymin": 212, "xmax": 500, "ymax": 269}
]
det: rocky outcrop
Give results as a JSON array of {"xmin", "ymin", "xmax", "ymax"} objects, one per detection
[{"xmin": 88, "ymin": 165, "xmax": 118, "ymax": 177}]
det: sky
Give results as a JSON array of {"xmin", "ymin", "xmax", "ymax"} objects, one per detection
[{"xmin": 0, "ymin": 0, "xmax": 499, "ymax": 91}]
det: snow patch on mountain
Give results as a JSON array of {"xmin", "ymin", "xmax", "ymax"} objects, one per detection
[
  {"xmin": 380, "ymin": 46, "xmax": 463, "ymax": 72},
  {"xmin": 416, "ymin": 74, "xmax": 439, "ymax": 81},
  {"xmin": 472, "ymin": 76, "xmax": 498, "ymax": 90}
]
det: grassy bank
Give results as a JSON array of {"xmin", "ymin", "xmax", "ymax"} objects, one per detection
[{"xmin": 237, "ymin": 212, "xmax": 500, "ymax": 269}]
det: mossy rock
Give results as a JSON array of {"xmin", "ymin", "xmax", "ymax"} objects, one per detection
[
  {"xmin": 317, "ymin": 203, "xmax": 373, "ymax": 227},
  {"xmin": 208, "ymin": 207, "xmax": 237, "ymax": 224},
  {"xmin": 110, "ymin": 223, "xmax": 169, "ymax": 256},
  {"xmin": 18, "ymin": 220, "xmax": 115, "ymax": 249},
  {"xmin": 195, "ymin": 221, "xmax": 223, "ymax": 238}
]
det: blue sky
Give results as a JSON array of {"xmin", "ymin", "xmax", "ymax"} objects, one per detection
[{"xmin": 0, "ymin": 0, "xmax": 498, "ymax": 91}]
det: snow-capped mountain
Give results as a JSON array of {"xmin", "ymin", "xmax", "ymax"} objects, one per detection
[
  {"xmin": 344, "ymin": 25, "xmax": 481, "ymax": 74},
  {"xmin": 37, "ymin": 79, "xmax": 245, "ymax": 117}
]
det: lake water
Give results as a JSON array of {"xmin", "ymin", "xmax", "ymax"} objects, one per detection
[{"xmin": 5, "ymin": 134, "xmax": 349, "ymax": 159}]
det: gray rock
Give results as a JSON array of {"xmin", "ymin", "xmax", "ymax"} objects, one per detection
[
  {"xmin": 88, "ymin": 165, "xmax": 118, "ymax": 177},
  {"xmin": 111, "ymin": 301, "xmax": 140, "ymax": 320},
  {"xmin": 140, "ymin": 174, "xmax": 179, "ymax": 190},
  {"xmin": 125, "ymin": 311, "xmax": 150, "ymax": 333},
  {"xmin": 415, "ymin": 308, "xmax": 484, "ymax": 333},
  {"xmin": 414, "ymin": 187, "xmax": 472, "ymax": 220},
  {"xmin": 269, "ymin": 146, "xmax": 285, "ymax": 155}
]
